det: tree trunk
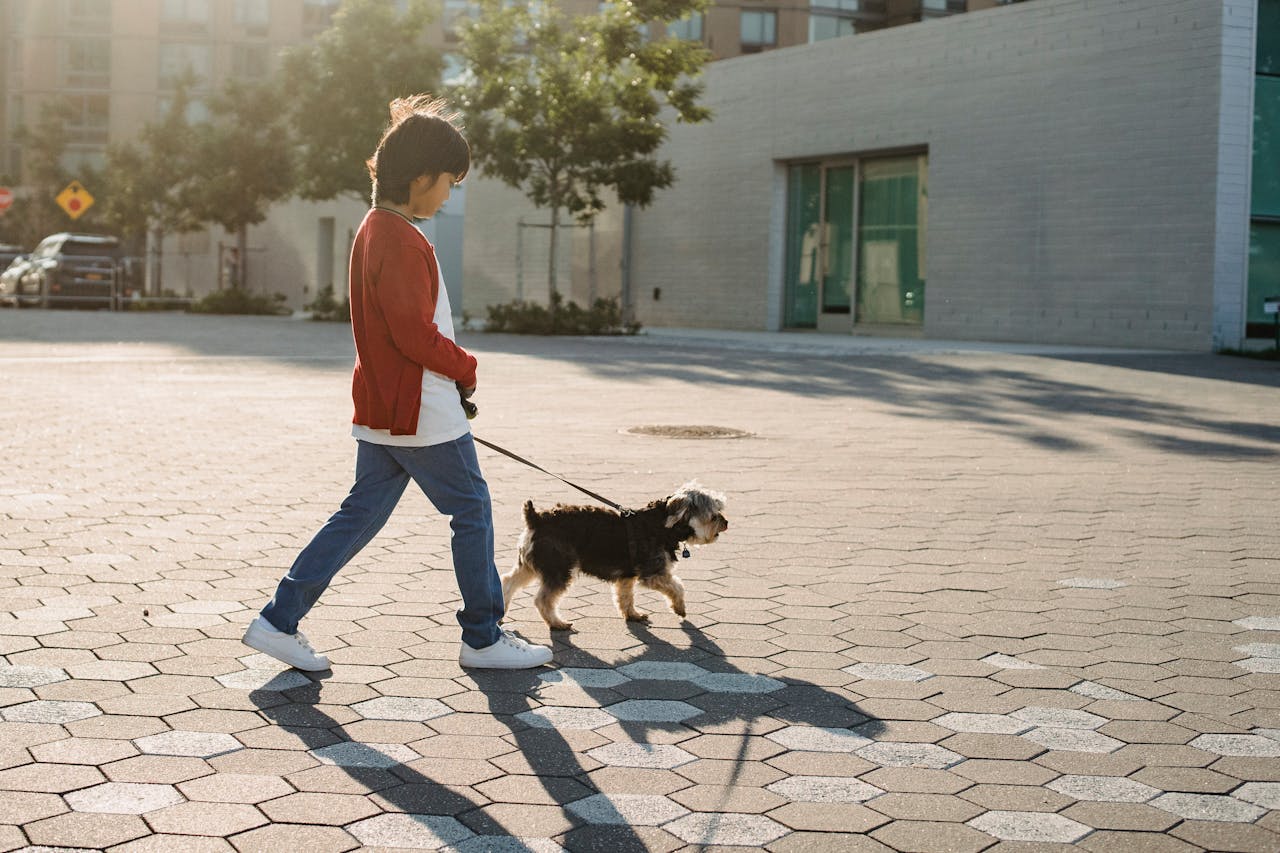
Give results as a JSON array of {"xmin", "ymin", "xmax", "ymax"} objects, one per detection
[
  {"xmin": 547, "ymin": 203, "xmax": 560, "ymax": 315},
  {"xmin": 146, "ymin": 226, "xmax": 165, "ymax": 298},
  {"xmin": 237, "ymin": 225, "xmax": 248, "ymax": 290}
]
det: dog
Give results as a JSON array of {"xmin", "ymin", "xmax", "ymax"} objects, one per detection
[{"xmin": 500, "ymin": 482, "xmax": 728, "ymax": 631}]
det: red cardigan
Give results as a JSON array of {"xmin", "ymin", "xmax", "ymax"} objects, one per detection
[{"xmin": 349, "ymin": 209, "xmax": 478, "ymax": 436}]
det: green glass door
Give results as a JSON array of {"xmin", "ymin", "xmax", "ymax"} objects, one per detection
[
  {"xmin": 785, "ymin": 163, "xmax": 821, "ymax": 327},
  {"xmin": 823, "ymin": 166, "xmax": 855, "ymax": 314},
  {"xmin": 856, "ymin": 155, "xmax": 927, "ymax": 325}
]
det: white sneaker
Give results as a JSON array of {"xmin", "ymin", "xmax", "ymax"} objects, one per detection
[
  {"xmin": 242, "ymin": 616, "xmax": 330, "ymax": 672},
  {"xmin": 459, "ymin": 630, "xmax": 553, "ymax": 669}
]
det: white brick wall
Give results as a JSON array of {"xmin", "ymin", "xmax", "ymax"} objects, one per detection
[{"xmin": 628, "ymin": 0, "xmax": 1239, "ymax": 349}]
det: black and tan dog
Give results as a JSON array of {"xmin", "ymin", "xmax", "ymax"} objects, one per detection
[{"xmin": 501, "ymin": 482, "xmax": 728, "ymax": 631}]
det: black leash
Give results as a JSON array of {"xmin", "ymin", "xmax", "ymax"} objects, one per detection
[{"xmin": 471, "ymin": 435, "xmax": 626, "ymax": 512}]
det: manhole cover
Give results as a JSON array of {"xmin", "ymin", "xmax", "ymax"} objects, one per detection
[{"xmin": 624, "ymin": 425, "xmax": 753, "ymax": 439}]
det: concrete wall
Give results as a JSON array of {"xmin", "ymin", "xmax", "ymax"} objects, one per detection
[{"xmin": 627, "ymin": 0, "xmax": 1239, "ymax": 349}]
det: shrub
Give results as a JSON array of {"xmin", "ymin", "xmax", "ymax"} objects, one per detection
[
  {"xmin": 484, "ymin": 293, "xmax": 639, "ymax": 335},
  {"xmin": 127, "ymin": 289, "xmax": 192, "ymax": 311},
  {"xmin": 306, "ymin": 284, "xmax": 350, "ymax": 322},
  {"xmin": 188, "ymin": 287, "xmax": 289, "ymax": 315}
]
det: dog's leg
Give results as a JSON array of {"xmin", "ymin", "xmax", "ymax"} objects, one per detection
[
  {"xmin": 614, "ymin": 577, "xmax": 648, "ymax": 622},
  {"xmin": 500, "ymin": 558, "xmax": 539, "ymax": 613},
  {"xmin": 641, "ymin": 572, "xmax": 687, "ymax": 618},
  {"xmin": 534, "ymin": 580, "xmax": 574, "ymax": 631}
]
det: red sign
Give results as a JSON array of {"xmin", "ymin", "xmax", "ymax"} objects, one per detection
[{"xmin": 0, "ymin": 187, "xmax": 12, "ymax": 213}]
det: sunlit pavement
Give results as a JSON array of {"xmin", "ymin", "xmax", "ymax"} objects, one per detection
[{"xmin": 1, "ymin": 309, "xmax": 1278, "ymax": 852}]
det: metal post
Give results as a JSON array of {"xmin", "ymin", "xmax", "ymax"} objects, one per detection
[{"xmin": 516, "ymin": 217, "xmax": 524, "ymax": 302}]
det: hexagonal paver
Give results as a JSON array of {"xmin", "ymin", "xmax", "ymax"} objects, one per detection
[
  {"xmin": 1151, "ymin": 792, "xmax": 1266, "ymax": 822},
  {"xmin": 585, "ymin": 743, "xmax": 697, "ymax": 769},
  {"xmin": 933, "ymin": 713, "xmax": 1033, "ymax": 735},
  {"xmin": 1235, "ymin": 642, "xmax": 1280, "ymax": 658},
  {"xmin": 516, "ymin": 707, "xmax": 615, "ymax": 730},
  {"xmin": 134, "ymin": 731, "xmax": 242, "ymax": 759},
  {"xmin": 765, "ymin": 726, "xmax": 873, "ymax": 753},
  {"xmin": 215, "ymin": 668, "xmax": 312, "ymax": 691},
  {"xmin": 1069, "ymin": 680, "xmax": 1141, "ymax": 701},
  {"xmin": 539, "ymin": 668, "xmax": 631, "ymax": 689},
  {"xmin": 1233, "ymin": 616, "xmax": 1280, "ymax": 630},
  {"xmin": 693, "ymin": 672, "xmax": 785, "ymax": 693},
  {"xmin": 857, "ymin": 742, "xmax": 965, "ymax": 769},
  {"xmin": 64, "ymin": 782, "xmax": 185, "ymax": 814},
  {"xmin": 2, "ymin": 700, "xmax": 101, "ymax": 724},
  {"xmin": 1236, "ymin": 657, "xmax": 1280, "ymax": 673},
  {"xmin": 352, "ymin": 696, "xmax": 452, "ymax": 722},
  {"xmin": 968, "ymin": 810, "xmax": 1092, "ymax": 843},
  {"xmin": 1234, "ymin": 781, "xmax": 1280, "ymax": 809},
  {"xmin": 842, "ymin": 663, "xmax": 934, "ymax": 682},
  {"xmin": 170, "ymin": 600, "xmax": 244, "ymax": 615},
  {"xmin": 566, "ymin": 793, "xmax": 690, "ymax": 825},
  {"xmin": 1189, "ymin": 733, "xmax": 1280, "ymax": 757},
  {"xmin": 982, "ymin": 654, "xmax": 1043, "ymax": 670},
  {"xmin": 605, "ymin": 700, "xmax": 700, "ymax": 723},
  {"xmin": 1022, "ymin": 727, "xmax": 1123, "ymax": 753},
  {"xmin": 666, "ymin": 812, "xmax": 789, "ymax": 846},
  {"xmin": 310, "ymin": 741, "xmax": 419, "ymax": 768},
  {"xmin": 766, "ymin": 775, "xmax": 885, "ymax": 803},
  {"xmin": 1047, "ymin": 774, "xmax": 1160, "ymax": 802},
  {"xmin": 1058, "ymin": 578, "xmax": 1127, "ymax": 588},
  {"xmin": 0, "ymin": 664, "xmax": 69, "ymax": 688},
  {"xmin": 617, "ymin": 661, "xmax": 708, "ymax": 681},
  {"xmin": 347, "ymin": 813, "xmax": 473, "ymax": 849},
  {"xmin": 1012, "ymin": 707, "xmax": 1106, "ymax": 730}
]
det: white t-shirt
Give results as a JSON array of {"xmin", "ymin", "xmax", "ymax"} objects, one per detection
[{"xmin": 351, "ymin": 244, "xmax": 471, "ymax": 448}]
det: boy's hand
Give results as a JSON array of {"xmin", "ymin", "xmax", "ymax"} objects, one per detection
[{"xmin": 456, "ymin": 382, "xmax": 476, "ymax": 400}]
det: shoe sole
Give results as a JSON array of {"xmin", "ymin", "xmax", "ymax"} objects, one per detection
[
  {"xmin": 242, "ymin": 631, "xmax": 330, "ymax": 672},
  {"xmin": 458, "ymin": 654, "xmax": 554, "ymax": 670}
]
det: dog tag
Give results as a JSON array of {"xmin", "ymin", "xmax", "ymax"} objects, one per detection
[{"xmin": 682, "ymin": 548, "xmax": 691, "ymax": 559}]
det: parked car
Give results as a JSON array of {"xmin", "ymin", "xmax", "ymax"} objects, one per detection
[
  {"xmin": 0, "ymin": 243, "xmax": 24, "ymax": 269},
  {"xmin": 0, "ymin": 249, "xmax": 34, "ymax": 307},
  {"xmin": 14, "ymin": 233, "xmax": 122, "ymax": 308}
]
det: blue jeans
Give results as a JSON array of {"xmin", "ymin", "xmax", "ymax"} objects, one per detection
[{"xmin": 261, "ymin": 435, "xmax": 504, "ymax": 650}]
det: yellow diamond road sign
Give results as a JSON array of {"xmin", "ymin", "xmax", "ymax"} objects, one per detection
[{"xmin": 56, "ymin": 180, "xmax": 94, "ymax": 220}]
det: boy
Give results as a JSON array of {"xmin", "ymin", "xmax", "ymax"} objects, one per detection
[{"xmin": 242, "ymin": 95, "xmax": 553, "ymax": 671}]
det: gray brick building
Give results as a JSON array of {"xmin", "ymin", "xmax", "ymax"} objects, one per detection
[{"xmin": 463, "ymin": 0, "xmax": 1273, "ymax": 351}]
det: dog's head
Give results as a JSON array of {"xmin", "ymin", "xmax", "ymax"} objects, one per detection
[{"xmin": 665, "ymin": 481, "xmax": 728, "ymax": 545}]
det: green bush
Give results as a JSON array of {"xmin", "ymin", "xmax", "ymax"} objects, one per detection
[
  {"xmin": 188, "ymin": 287, "xmax": 289, "ymax": 316},
  {"xmin": 306, "ymin": 284, "xmax": 350, "ymax": 322},
  {"xmin": 484, "ymin": 293, "xmax": 639, "ymax": 335}
]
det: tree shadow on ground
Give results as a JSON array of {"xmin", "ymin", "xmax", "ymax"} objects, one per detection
[{"xmin": 249, "ymin": 620, "xmax": 881, "ymax": 852}]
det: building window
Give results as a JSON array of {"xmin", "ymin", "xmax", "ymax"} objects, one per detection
[
  {"xmin": 64, "ymin": 39, "xmax": 111, "ymax": 88},
  {"xmin": 66, "ymin": 0, "xmax": 111, "ymax": 32},
  {"xmin": 64, "ymin": 94, "xmax": 110, "ymax": 146},
  {"xmin": 234, "ymin": 0, "xmax": 270, "ymax": 34},
  {"xmin": 302, "ymin": 0, "xmax": 339, "ymax": 35},
  {"xmin": 159, "ymin": 42, "xmax": 211, "ymax": 89},
  {"xmin": 740, "ymin": 10, "xmax": 777, "ymax": 53},
  {"xmin": 161, "ymin": 0, "xmax": 209, "ymax": 32},
  {"xmin": 810, "ymin": 0, "xmax": 871, "ymax": 42},
  {"xmin": 668, "ymin": 12, "xmax": 703, "ymax": 42},
  {"xmin": 232, "ymin": 44, "xmax": 270, "ymax": 79},
  {"xmin": 157, "ymin": 95, "xmax": 209, "ymax": 124}
]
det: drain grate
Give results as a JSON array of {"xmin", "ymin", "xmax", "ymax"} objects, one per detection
[{"xmin": 623, "ymin": 425, "xmax": 753, "ymax": 439}]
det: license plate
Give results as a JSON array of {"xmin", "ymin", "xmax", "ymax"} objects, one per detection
[{"xmin": 86, "ymin": 273, "xmax": 102, "ymax": 280}]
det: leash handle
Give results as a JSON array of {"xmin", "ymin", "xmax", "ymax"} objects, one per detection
[{"xmin": 471, "ymin": 435, "xmax": 625, "ymax": 512}]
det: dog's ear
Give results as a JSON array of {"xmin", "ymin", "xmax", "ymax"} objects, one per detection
[{"xmin": 665, "ymin": 495, "xmax": 689, "ymax": 528}]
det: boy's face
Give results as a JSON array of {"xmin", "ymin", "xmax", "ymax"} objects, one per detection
[{"xmin": 408, "ymin": 172, "xmax": 460, "ymax": 220}]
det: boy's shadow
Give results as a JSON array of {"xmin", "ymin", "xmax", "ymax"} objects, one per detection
[{"xmin": 250, "ymin": 620, "xmax": 882, "ymax": 851}]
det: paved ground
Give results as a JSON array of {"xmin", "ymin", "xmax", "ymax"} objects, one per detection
[{"xmin": 1, "ymin": 309, "xmax": 1278, "ymax": 853}]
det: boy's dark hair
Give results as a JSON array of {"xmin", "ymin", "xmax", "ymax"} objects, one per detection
[{"xmin": 367, "ymin": 95, "xmax": 471, "ymax": 206}]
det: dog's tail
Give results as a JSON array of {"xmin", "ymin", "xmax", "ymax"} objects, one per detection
[{"xmin": 523, "ymin": 500, "xmax": 537, "ymax": 525}]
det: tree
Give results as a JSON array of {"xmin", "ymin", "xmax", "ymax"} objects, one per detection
[
  {"xmin": 11, "ymin": 99, "xmax": 76, "ymax": 248},
  {"xmin": 188, "ymin": 79, "xmax": 295, "ymax": 291},
  {"xmin": 453, "ymin": 0, "xmax": 712, "ymax": 306},
  {"xmin": 280, "ymin": 0, "xmax": 441, "ymax": 203},
  {"xmin": 100, "ymin": 81, "xmax": 204, "ymax": 295}
]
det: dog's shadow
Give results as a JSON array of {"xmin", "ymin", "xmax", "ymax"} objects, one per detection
[{"xmin": 249, "ymin": 621, "xmax": 882, "ymax": 850}]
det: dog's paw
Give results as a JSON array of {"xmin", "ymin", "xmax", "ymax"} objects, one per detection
[
  {"xmin": 625, "ymin": 611, "xmax": 650, "ymax": 623},
  {"xmin": 672, "ymin": 603, "xmax": 686, "ymax": 617},
  {"xmin": 548, "ymin": 621, "xmax": 574, "ymax": 632}
]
